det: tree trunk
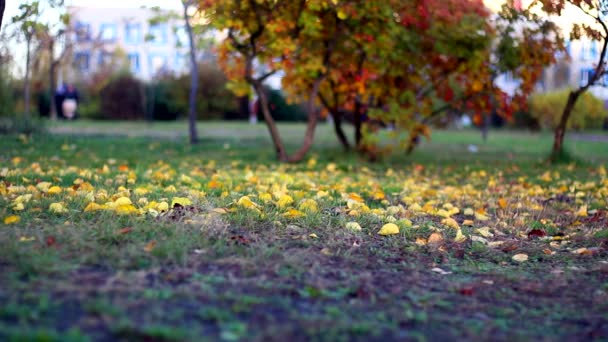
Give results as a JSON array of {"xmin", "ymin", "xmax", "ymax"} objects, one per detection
[
  {"xmin": 49, "ymin": 39, "xmax": 58, "ymax": 120},
  {"xmin": 253, "ymin": 81, "xmax": 288, "ymax": 161},
  {"xmin": 0, "ymin": 0, "xmax": 5, "ymax": 32},
  {"xmin": 286, "ymin": 78, "xmax": 323, "ymax": 163},
  {"xmin": 481, "ymin": 113, "xmax": 489, "ymax": 142},
  {"xmin": 331, "ymin": 111, "xmax": 350, "ymax": 151},
  {"xmin": 184, "ymin": 1, "xmax": 198, "ymax": 144},
  {"xmin": 353, "ymin": 100, "xmax": 363, "ymax": 148},
  {"xmin": 552, "ymin": 91, "xmax": 579, "ymax": 156},
  {"xmin": 24, "ymin": 35, "xmax": 32, "ymax": 119},
  {"xmin": 238, "ymin": 95, "xmax": 249, "ymax": 120}
]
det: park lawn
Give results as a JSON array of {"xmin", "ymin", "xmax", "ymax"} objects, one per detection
[{"xmin": 0, "ymin": 123, "xmax": 607, "ymax": 341}]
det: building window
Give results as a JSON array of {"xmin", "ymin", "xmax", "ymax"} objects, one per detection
[
  {"xmin": 175, "ymin": 26, "xmax": 188, "ymax": 47},
  {"xmin": 75, "ymin": 22, "xmax": 91, "ymax": 42},
  {"xmin": 149, "ymin": 54, "xmax": 168, "ymax": 75},
  {"xmin": 98, "ymin": 51, "xmax": 114, "ymax": 67},
  {"xmin": 74, "ymin": 52, "xmax": 90, "ymax": 71},
  {"xmin": 148, "ymin": 23, "xmax": 168, "ymax": 45},
  {"xmin": 100, "ymin": 23, "xmax": 118, "ymax": 42},
  {"xmin": 581, "ymin": 41, "xmax": 599, "ymax": 60},
  {"xmin": 128, "ymin": 53, "xmax": 140, "ymax": 73},
  {"xmin": 125, "ymin": 23, "xmax": 142, "ymax": 44},
  {"xmin": 590, "ymin": 41, "xmax": 598, "ymax": 60},
  {"xmin": 581, "ymin": 68, "xmax": 594, "ymax": 86}
]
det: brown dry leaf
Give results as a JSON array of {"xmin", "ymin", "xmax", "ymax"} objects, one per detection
[
  {"xmin": 144, "ymin": 240, "xmax": 157, "ymax": 252},
  {"xmin": 428, "ymin": 232, "xmax": 444, "ymax": 246},
  {"xmin": 118, "ymin": 227, "xmax": 133, "ymax": 234}
]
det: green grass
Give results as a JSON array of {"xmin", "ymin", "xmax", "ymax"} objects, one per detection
[{"xmin": 0, "ymin": 121, "xmax": 607, "ymax": 341}]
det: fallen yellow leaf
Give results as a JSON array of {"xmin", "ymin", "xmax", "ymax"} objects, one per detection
[
  {"xmin": 345, "ymin": 222, "xmax": 362, "ymax": 231},
  {"xmin": 49, "ymin": 202, "xmax": 67, "ymax": 214},
  {"xmin": 441, "ymin": 217, "xmax": 460, "ymax": 229},
  {"xmin": 378, "ymin": 223, "xmax": 400, "ymax": 236},
  {"xmin": 3, "ymin": 215, "xmax": 20, "ymax": 224},
  {"xmin": 171, "ymin": 197, "xmax": 192, "ymax": 207},
  {"xmin": 512, "ymin": 253, "xmax": 528, "ymax": 262}
]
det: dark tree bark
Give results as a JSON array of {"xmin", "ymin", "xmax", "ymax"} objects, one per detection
[
  {"xmin": 252, "ymin": 80, "xmax": 288, "ymax": 161},
  {"xmin": 332, "ymin": 112, "xmax": 350, "ymax": 150},
  {"xmin": 353, "ymin": 99, "xmax": 363, "ymax": 148},
  {"xmin": 183, "ymin": 0, "xmax": 199, "ymax": 144},
  {"xmin": 0, "ymin": 0, "xmax": 5, "ymax": 32},
  {"xmin": 552, "ymin": 90, "xmax": 580, "ymax": 155},
  {"xmin": 24, "ymin": 35, "xmax": 32, "ymax": 119},
  {"xmin": 286, "ymin": 77, "xmax": 323, "ymax": 163},
  {"xmin": 551, "ymin": 4, "xmax": 608, "ymax": 158}
]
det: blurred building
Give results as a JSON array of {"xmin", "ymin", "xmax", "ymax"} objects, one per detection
[
  {"xmin": 487, "ymin": 0, "xmax": 608, "ymax": 100},
  {"xmin": 67, "ymin": 6, "xmax": 202, "ymax": 80}
]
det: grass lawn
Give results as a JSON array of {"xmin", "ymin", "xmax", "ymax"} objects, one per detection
[{"xmin": 1, "ymin": 121, "xmax": 607, "ymax": 341}]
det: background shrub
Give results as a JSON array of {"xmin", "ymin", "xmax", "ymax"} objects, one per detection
[
  {"xmin": 528, "ymin": 90, "xmax": 608, "ymax": 130},
  {"xmin": 256, "ymin": 87, "xmax": 307, "ymax": 122},
  {"xmin": 99, "ymin": 73, "xmax": 145, "ymax": 120}
]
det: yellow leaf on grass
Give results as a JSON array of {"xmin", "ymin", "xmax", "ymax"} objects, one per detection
[
  {"xmin": 47, "ymin": 186, "xmax": 62, "ymax": 195},
  {"xmin": 12, "ymin": 202, "xmax": 25, "ymax": 211},
  {"xmin": 441, "ymin": 218, "xmax": 460, "ymax": 229},
  {"xmin": 463, "ymin": 219, "xmax": 474, "ymax": 226},
  {"xmin": 283, "ymin": 209, "xmax": 304, "ymax": 219},
  {"xmin": 114, "ymin": 197, "xmax": 132, "ymax": 206},
  {"xmin": 49, "ymin": 202, "xmax": 67, "ymax": 214},
  {"xmin": 455, "ymin": 229, "xmax": 467, "ymax": 243},
  {"xmin": 298, "ymin": 199, "xmax": 318, "ymax": 213},
  {"xmin": 115, "ymin": 204, "xmax": 138, "ymax": 215},
  {"xmin": 475, "ymin": 212, "xmax": 489, "ymax": 221},
  {"xmin": 276, "ymin": 194, "xmax": 294, "ymax": 208},
  {"xmin": 378, "ymin": 223, "xmax": 399, "ymax": 236},
  {"xmin": 156, "ymin": 201, "xmax": 169, "ymax": 212},
  {"xmin": 3, "ymin": 215, "xmax": 20, "ymax": 224},
  {"xmin": 171, "ymin": 197, "xmax": 192, "ymax": 207},
  {"xmin": 409, "ymin": 203, "xmax": 422, "ymax": 212},
  {"xmin": 512, "ymin": 254, "xmax": 528, "ymax": 262},
  {"xmin": 575, "ymin": 205, "xmax": 588, "ymax": 217},
  {"xmin": 345, "ymin": 222, "xmax": 362, "ymax": 231},
  {"xmin": 237, "ymin": 196, "xmax": 259, "ymax": 209},
  {"xmin": 498, "ymin": 198, "xmax": 507, "ymax": 209},
  {"xmin": 475, "ymin": 227, "xmax": 494, "ymax": 238},
  {"xmin": 84, "ymin": 202, "xmax": 105, "ymax": 212}
]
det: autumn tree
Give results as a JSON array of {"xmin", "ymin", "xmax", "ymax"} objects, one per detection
[
  {"xmin": 203, "ymin": 0, "xmax": 337, "ymax": 162},
  {"xmin": 532, "ymin": 0, "xmax": 607, "ymax": 159}
]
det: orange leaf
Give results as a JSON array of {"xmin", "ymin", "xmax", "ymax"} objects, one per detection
[
  {"xmin": 118, "ymin": 227, "xmax": 133, "ymax": 234},
  {"xmin": 498, "ymin": 198, "xmax": 507, "ymax": 209},
  {"xmin": 144, "ymin": 240, "xmax": 157, "ymax": 252}
]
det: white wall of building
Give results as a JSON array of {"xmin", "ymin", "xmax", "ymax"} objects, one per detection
[{"xmin": 68, "ymin": 6, "xmax": 189, "ymax": 81}]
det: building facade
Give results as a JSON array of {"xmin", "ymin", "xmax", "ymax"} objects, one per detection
[{"xmin": 68, "ymin": 6, "xmax": 191, "ymax": 81}]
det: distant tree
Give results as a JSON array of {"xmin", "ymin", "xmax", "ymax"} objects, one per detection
[
  {"xmin": 11, "ymin": 1, "xmax": 42, "ymax": 119},
  {"xmin": 532, "ymin": 0, "xmax": 608, "ymax": 159},
  {"xmin": 36, "ymin": 10, "xmax": 72, "ymax": 120},
  {"xmin": 149, "ymin": 2, "xmax": 210, "ymax": 144}
]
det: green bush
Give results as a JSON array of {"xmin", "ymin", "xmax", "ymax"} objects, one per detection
[
  {"xmin": 529, "ymin": 90, "xmax": 608, "ymax": 130},
  {"xmin": 99, "ymin": 73, "xmax": 146, "ymax": 120},
  {"xmin": 0, "ymin": 65, "xmax": 16, "ymax": 117},
  {"xmin": 256, "ymin": 87, "xmax": 307, "ymax": 122},
  {"xmin": 164, "ymin": 63, "xmax": 239, "ymax": 120}
]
